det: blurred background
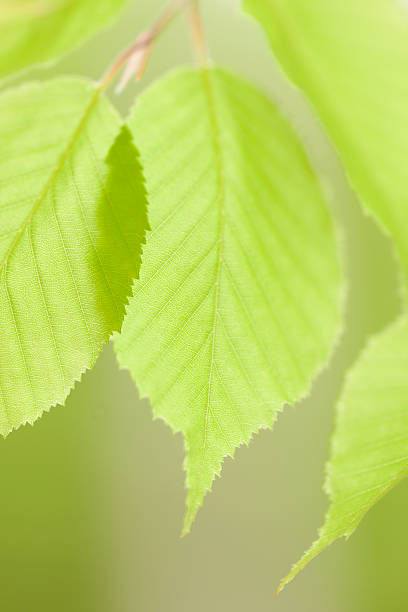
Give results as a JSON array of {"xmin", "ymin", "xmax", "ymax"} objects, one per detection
[{"xmin": 1, "ymin": 0, "xmax": 407, "ymax": 610}]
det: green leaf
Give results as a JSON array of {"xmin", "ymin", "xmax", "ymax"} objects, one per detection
[
  {"xmin": 244, "ymin": 0, "xmax": 408, "ymax": 261},
  {"xmin": 243, "ymin": 0, "xmax": 408, "ymax": 589},
  {"xmin": 0, "ymin": 78, "xmax": 148, "ymax": 435},
  {"xmin": 0, "ymin": 0, "xmax": 128, "ymax": 81},
  {"xmin": 280, "ymin": 317, "xmax": 408, "ymax": 590},
  {"xmin": 114, "ymin": 67, "xmax": 341, "ymax": 532}
]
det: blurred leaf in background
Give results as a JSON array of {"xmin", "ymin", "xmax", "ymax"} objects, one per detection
[{"xmin": 0, "ymin": 0, "xmax": 128, "ymax": 81}]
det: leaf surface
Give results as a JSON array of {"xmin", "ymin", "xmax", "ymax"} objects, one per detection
[
  {"xmin": 0, "ymin": 78, "xmax": 148, "ymax": 434},
  {"xmin": 243, "ymin": 0, "xmax": 408, "ymax": 589},
  {"xmin": 115, "ymin": 67, "xmax": 341, "ymax": 532},
  {"xmin": 281, "ymin": 317, "xmax": 408, "ymax": 589},
  {"xmin": 0, "ymin": 0, "xmax": 128, "ymax": 81}
]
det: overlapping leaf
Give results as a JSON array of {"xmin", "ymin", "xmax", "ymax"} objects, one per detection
[
  {"xmin": 115, "ymin": 67, "xmax": 341, "ymax": 532},
  {"xmin": 0, "ymin": 0, "xmax": 128, "ymax": 81},
  {"xmin": 0, "ymin": 78, "xmax": 148, "ymax": 434},
  {"xmin": 244, "ymin": 0, "xmax": 408, "ymax": 589}
]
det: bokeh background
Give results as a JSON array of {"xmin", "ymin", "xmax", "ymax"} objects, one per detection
[{"xmin": 1, "ymin": 1, "xmax": 407, "ymax": 610}]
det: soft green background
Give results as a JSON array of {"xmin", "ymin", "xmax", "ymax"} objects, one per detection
[{"xmin": 0, "ymin": 1, "xmax": 405, "ymax": 610}]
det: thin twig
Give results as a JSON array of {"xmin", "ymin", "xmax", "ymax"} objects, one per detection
[
  {"xmin": 187, "ymin": 0, "xmax": 208, "ymax": 66},
  {"xmin": 99, "ymin": 0, "xmax": 190, "ymax": 92}
]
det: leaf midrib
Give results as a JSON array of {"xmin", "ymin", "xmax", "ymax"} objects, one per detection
[
  {"xmin": 0, "ymin": 83, "xmax": 102, "ymax": 273},
  {"xmin": 200, "ymin": 68, "xmax": 227, "ymax": 450}
]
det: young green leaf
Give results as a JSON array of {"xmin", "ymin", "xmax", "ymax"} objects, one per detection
[
  {"xmin": 280, "ymin": 317, "xmax": 408, "ymax": 590},
  {"xmin": 243, "ymin": 0, "xmax": 408, "ymax": 589},
  {"xmin": 0, "ymin": 78, "xmax": 148, "ymax": 435},
  {"xmin": 0, "ymin": 0, "xmax": 128, "ymax": 81},
  {"xmin": 243, "ymin": 0, "xmax": 408, "ymax": 260},
  {"xmin": 115, "ymin": 67, "xmax": 341, "ymax": 532}
]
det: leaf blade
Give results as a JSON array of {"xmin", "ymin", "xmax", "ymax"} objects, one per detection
[
  {"xmin": 0, "ymin": 78, "xmax": 148, "ymax": 433},
  {"xmin": 277, "ymin": 318, "xmax": 408, "ymax": 593},
  {"xmin": 115, "ymin": 67, "xmax": 341, "ymax": 531},
  {"xmin": 0, "ymin": 0, "xmax": 128, "ymax": 81}
]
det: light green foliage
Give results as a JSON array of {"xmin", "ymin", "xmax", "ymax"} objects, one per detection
[
  {"xmin": 281, "ymin": 317, "xmax": 408, "ymax": 589},
  {"xmin": 0, "ymin": 78, "xmax": 148, "ymax": 435},
  {"xmin": 244, "ymin": 0, "xmax": 408, "ymax": 264},
  {"xmin": 0, "ymin": 0, "xmax": 128, "ymax": 81},
  {"xmin": 244, "ymin": 0, "xmax": 408, "ymax": 589},
  {"xmin": 115, "ymin": 67, "xmax": 341, "ymax": 532}
]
